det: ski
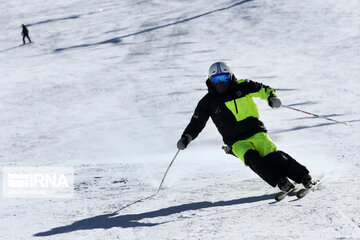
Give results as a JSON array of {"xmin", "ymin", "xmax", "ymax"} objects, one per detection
[
  {"xmin": 19, "ymin": 42, "xmax": 34, "ymax": 46},
  {"xmin": 296, "ymin": 176, "xmax": 326, "ymax": 199}
]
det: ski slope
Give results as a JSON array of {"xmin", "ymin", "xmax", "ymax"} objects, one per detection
[{"xmin": 1, "ymin": 0, "xmax": 360, "ymax": 239}]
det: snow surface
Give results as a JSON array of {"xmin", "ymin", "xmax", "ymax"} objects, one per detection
[{"xmin": 1, "ymin": 0, "xmax": 360, "ymax": 239}]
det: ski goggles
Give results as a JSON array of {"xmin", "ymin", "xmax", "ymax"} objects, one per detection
[{"xmin": 211, "ymin": 73, "xmax": 231, "ymax": 84}]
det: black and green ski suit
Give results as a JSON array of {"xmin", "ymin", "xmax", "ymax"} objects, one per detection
[{"xmin": 181, "ymin": 77, "xmax": 309, "ymax": 187}]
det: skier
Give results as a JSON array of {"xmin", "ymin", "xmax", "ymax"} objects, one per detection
[
  {"xmin": 177, "ymin": 62, "xmax": 315, "ymax": 192},
  {"xmin": 21, "ymin": 24, "xmax": 32, "ymax": 45}
]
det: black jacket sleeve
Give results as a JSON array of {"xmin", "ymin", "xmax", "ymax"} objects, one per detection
[
  {"xmin": 236, "ymin": 79, "xmax": 277, "ymax": 102},
  {"xmin": 181, "ymin": 97, "xmax": 209, "ymax": 140}
]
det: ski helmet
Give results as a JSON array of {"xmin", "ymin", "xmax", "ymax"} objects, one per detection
[
  {"xmin": 208, "ymin": 62, "xmax": 232, "ymax": 77},
  {"xmin": 208, "ymin": 62, "xmax": 232, "ymax": 93}
]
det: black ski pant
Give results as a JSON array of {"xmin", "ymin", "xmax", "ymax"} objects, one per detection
[
  {"xmin": 23, "ymin": 34, "xmax": 31, "ymax": 44},
  {"xmin": 244, "ymin": 150, "xmax": 309, "ymax": 187}
]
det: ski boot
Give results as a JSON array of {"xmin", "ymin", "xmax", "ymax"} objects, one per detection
[
  {"xmin": 302, "ymin": 174, "xmax": 316, "ymax": 189},
  {"xmin": 278, "ymin": 177, "xmax": 295, "ymax": 192}
]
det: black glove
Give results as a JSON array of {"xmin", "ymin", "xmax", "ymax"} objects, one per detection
[
  {"xmin": 222, "ymin": 145, "xmax": 232, "ymax": 154},
  {"xmin": 268, "ymin": 96, "xmax": 282, "ymax": 108},
  {"xmin": 177, "ymin": 134, "xmax": 192, "ymax": 150},
  {"xmin": 222, "ymin": 145, "xmax": 235, "ymax": 156}
]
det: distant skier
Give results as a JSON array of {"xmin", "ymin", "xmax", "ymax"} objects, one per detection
[
  {"xmin": 21, "ymin": 24, "xmax": 32, "ymax": 45},
  {"xmin": 177, "ymin": 62, "xmax": 315, "ymax": 192}
]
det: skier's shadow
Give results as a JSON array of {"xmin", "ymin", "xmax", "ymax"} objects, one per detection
[{"xmin": 33, "ymin": 193, "xmax": 273, "ymax": 237}]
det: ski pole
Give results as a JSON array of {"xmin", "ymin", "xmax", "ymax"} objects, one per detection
[
  {"xmin": 156, "ymin": 149, "xmax": 181, "ymax": 194},
  {"xmin": 282, "ymin": 105, "xmax": 350, "ymax": 126}
]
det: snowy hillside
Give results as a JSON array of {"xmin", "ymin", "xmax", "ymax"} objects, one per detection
[{"xmin": 1, "ymin": 0, "xmax": 360, "ymax": 239}]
